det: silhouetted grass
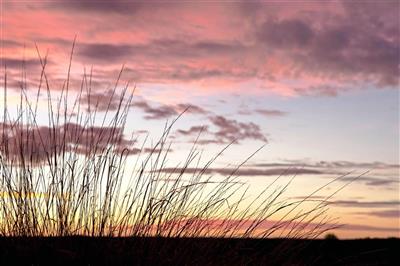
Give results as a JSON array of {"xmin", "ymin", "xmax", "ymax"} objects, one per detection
[{"xmin": 0, "ymin": 42, "xmax": 364, "ymax": 264}]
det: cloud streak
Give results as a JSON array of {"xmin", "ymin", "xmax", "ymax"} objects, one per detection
[
  {"xmin": 255, "ymin": 109, "xmax": 288, "ymax": 117},
  {"xmin": 332, "ymin": 200, "xmax": 400, "ymax": 209},
  {"xmin": 131, "ymin": 100, "xmax": 208, "ymax": 120},
  {"xmin": 77, "ymin": 43, "xmax": 134, "ymax": 63},
  {"xmin": 250, "ymin": 160, "xmax": 399, "ymax": 188},
  {"xmin": 252, "ymin": 160, "xmax": 400, "ymax": 170},
  {"xmin": 153, "ymin": 167, "xmax": 326, "ymax": 177},
  {"xmin": 132, "ymin": 100, "xmax": 178, "ymax": 120},
  {"xmin": 355, "ymin": 209, "xmax": 400, "ymax": 218}
]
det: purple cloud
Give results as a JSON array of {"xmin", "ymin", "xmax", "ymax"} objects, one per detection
[
  {"xmin": 131, "ymin": 99, "xmax": 208, "ymax": 120},
  {"xmin": 175, "ymin": 115, "xmax": 267, "ymax": 145},
  {"xmin": 255, "ymin": 109, "xmax": 288, "ymax": 117},
  {"xmin": 355, "ymin": 209, "xmax": 400, "ymax": 218},
  {"xmin": 176, "ymin": 125, "xmax": 209, "ymax": 137},
  {"xmin": 131, "ymin": 100, "xmax": 178, "ymax": 120},
  {"xmin": 332, "ymin": 200, "xmax": 400, "ymax": 208},
  {"xmin": 153, "ymin": 167, "xmax": 325, "ymax": 177},
  {"xmin": 258, "ymin": 19, "xmax": 314, "ymax": 49},
  {"xmin": 0, "ymin": 122, "xmax": 136, "ymax": 164},
  {"xmin": 209, "ymin": 115, "xmax": 267, "ymax": 144},
  {"xmin": 77, "ymin": 43, "xmax": 134, "ymax": 62},
  {"xmin": 79, "ymin": 90, "xmax": 131, "ymax": 112}
]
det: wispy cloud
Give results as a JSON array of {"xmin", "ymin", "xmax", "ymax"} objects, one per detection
[
  {"xmin": 251, "ymin": 160, "xmax": 400, "ymax": 170},
  {"xmin": 131, "ymin": 100, "xmax": 178, "ymax": 120},
  {"xmin": 153, "ymin": 167, "xmax": 326, "ymax": 177},
  {"xmin": 250, "ymin": 160, "xmax": 399, "ymax": 188},
  {"xmin": 175, "ymin": 103, "xmax": 208, "ymax": 115},
  {"xmin": 341, "ymin": 223, "xmax": 399, "ymax": 233},
  {"xmin": 159, "ymin": 217, "xmax": 399, "ymax": 234},
  {"xmin": 338, "ymin": 176, "xmax": 399, "ymax": 187},
  {"xmin": 131, "ymin": 99, "xmax": 208, "ymax": 120},
  {"xmin": 332, "ymin": 200, "xmax": 400, "ymax": 209},
  {"xmin": 176, "ymin": 125, "xmax": 208, "ymax": 137},
  {"xmin": 355, "ymin": 209, "xmax": 400, "ymax": 218},
  {"xmin": 255, "ymin": 109, "xmax": 288, "ymax": 117}
]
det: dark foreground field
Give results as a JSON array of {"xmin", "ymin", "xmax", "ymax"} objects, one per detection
[{"xmin": 0, "ymin": 237, "xmax": 398, "ymax": 265}]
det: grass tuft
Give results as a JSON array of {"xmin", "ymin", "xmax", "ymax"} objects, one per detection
[{"xmin": 0, "ymin": 43, "xmax": 348, "ymax": 240}]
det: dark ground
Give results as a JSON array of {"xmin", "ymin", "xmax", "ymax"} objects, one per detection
[{"xmin": 0, "ymin": 237, "xmax": 398, "ymax": 265}]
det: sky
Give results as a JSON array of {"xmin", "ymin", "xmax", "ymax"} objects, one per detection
[{"xmin": 1, "ymin": 0, "xmax": 399, "ymax": 238}]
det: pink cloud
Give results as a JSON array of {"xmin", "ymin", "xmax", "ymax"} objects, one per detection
[{"xmin": 2, "ymin": 1, "xmax": 398, "ymax": 99}]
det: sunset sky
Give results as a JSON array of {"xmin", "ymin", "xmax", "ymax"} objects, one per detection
[{"xmin": 1, "ymin": 0, "xmax": 399, "ymax": 238}]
